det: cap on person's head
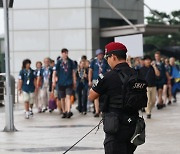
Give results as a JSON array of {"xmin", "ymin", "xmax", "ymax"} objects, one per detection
[
  {"xmin": 143, "ymin": 55, "xmax": 152, "ymax": 61},
  {"xmin": 96, "ymin": 49, "xmax": 104, "ymax": 56},
  {"xmin": 61, "ymin": 48, "xmax": 68, "ymax": 53},
  {"xmin": 105, "ymin": 42, "xmax": 127, "ymax": 55}
]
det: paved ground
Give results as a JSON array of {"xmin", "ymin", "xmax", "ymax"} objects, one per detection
[{"xmin": 0, "ymin": 94, "xmax": 180, "ymax": 154}]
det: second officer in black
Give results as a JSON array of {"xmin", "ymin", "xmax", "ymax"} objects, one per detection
[{"xmin": 88, "ymin": 42, "xmax": 138, "ymax": 154}]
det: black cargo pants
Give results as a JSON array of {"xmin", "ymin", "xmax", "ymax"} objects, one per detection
[{"xmin": 104, "ymin": 124, "xmax": 137, "ymax": 154}]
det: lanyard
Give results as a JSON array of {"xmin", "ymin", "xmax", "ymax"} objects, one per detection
[
  {"xmin": 43, "ymin": 68, "xmax": 49, "ymax": 80},
  {"xmin": 62, "ymin": 60, "xmax": 68, "ymax": 72},
  {"xmin": 97, "ymin": 60, "xmax": 103, "ymax": 74}
]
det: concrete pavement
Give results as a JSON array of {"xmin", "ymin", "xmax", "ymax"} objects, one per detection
[{"xmin": 0, "ymin": 94, "xmax": 180, "ymax": 154}]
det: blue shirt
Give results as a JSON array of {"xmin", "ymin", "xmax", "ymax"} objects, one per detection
[
  {"xmin": 37, "ymin": 67, "xmax": 53, "ymax": 88},
  {"xmin": 54, "ymin": 58, "xmax": 75, "ymax": 86},
  {"xmin": 90, "ymin": 58, "xmax": 110, "ymax": 80},
  {"xmin": 18, "ymin": 68, "xmax": 36, "ymax": 93},
  {"xmin": 170, "ymin": 65, "xmax": 180, "ymax": 78}
]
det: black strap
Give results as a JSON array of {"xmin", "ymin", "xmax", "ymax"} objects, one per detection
[{"xmin": 62, "ymin": 120, "xmax": 103, "ymax": 154}]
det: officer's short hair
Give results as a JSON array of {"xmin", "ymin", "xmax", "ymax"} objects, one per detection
[{"xmin": 111, "ymin": 51, "xmax": 127, "ymax": 60}]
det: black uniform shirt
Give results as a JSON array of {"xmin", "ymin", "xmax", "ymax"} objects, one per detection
[
  {"xmin": 92, "ymin": 62, "xmax": 133, "ymax": 98},
  {"xmin": 139, "ymin": 66, "xmax": 156, "ymax": 87}
]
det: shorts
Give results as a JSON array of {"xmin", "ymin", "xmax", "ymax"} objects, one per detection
[
  {"xmin": 22, "ymin": 92, "xmax": 35, "ymax": 105},
  {"xmin": 58, "ymin": 85, "xmax": 73, "ymax": 99}
]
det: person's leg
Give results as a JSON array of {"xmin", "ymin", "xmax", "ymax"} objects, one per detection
[
  {"xmin": 146, "ymin": 87, "xmax": 152, "ymax": 117},
  {"xmin": 167, "ymin": 84, "xmax": 172, "ymax": 104},
  {"xmin": 157, "ymin": 87, "xmax": 164, "ymax": 109},
  {"xmin": 172, "ymin": 83, "xmax": 179, "ymax": 102},
  {"xmin": 65, "ymin": 95, "xmax": 71, "ymax": 112},
  {"xmin": 158, "ymin": 88, "xmax": 163, "ymax": 103},
  {"xmin": 151, "ymin": 87, "xmax": 157, "ymax": 109},
  {"xmin": 163, "ymin": 84, "xmax": 168, "ymax": 105},
  {"xmin": 66, "ymin": 87, "xmax": 73, "ymax": 118},
  {"xmin": 61, "ymin": 98, "xmax": 66, "ymax": 113},
  {"xmin": 29, "ymin": 92, "xmax": 35, "ymax": 115},
  {"xmin": 40, "ymin": 88, "xmax": 47, "ymax": 112},
  {"xmin": 57, "ymin": 99, "xmax": 62, "ymax": 113},
  {"xmin": 37, "ymin": 89, "xmax": 42, "ymax": 112},
  {"xmin": 77, "ymin": 84, "xmax": 83, "ymax": 113},
  {"xmin": 23, "ymin": 92, "xmax": 30, "ymax": 119},
  {"xmin": 82, "ymin": 86, "xmax": 88, "ymax": 114},
  {"xmin": 147, "ymin": 87, "xmax": 156, "ymax": 118},
  {"xmin": 46, "ymin": 87, "xmax": 50, "ymax": 109}
]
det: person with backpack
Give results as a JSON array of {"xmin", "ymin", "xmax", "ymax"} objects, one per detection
[
  {"xmin": 139, "ymin": 56, "xmax": 160, "ymax": 119},
  {"xmin": 18, "ymin": 59, "xmax": 37, "ymax": 119},
  {"xmin": 88, "ymin": 42, "xmax": 147, "ymax": 154}
]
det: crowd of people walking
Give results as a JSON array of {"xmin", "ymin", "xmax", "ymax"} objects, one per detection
[{"xmin": 18, "ymin": 48, "xmax": 180, "ymax": 119}]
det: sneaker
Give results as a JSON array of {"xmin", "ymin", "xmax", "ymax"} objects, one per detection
[
  {"xmin": 62, "ymin": 112, "xmax": 67, "ymax": 118},
  {"xmin": 83, "ymin": 112, "xmax": 87, "ymax": 115},
  {"xmin": 168, "ymin": 101, "xmax": 172, "ymax": 105},
  {"xmin": 147, "ymin": 114, "xmax": 151, "ymax": 119},
  {"xmin": 25, "ymin": 112, "xmax": 29, "ymax": 119},
  {"xmin": 94, "ymin": 113, "xmax": 99, "ymax": 118},
  {"xmin": 0, "ymin": 103, "xmax": 4, "ymax": 107},
  {"xmin": 49, "ymin": 109, "xmax": 54, "ymax": 113},
  {"xmin": 42, "ymin": 108, "xmax": 48, "ymax": 112},
  {"xmin": 38, "ymin": 108, "xmax": 42, "ymax": 113},
  {"xmin": 173, "ymin": 99, "xmax": 177, "ymax": 103},
  {"xmin": 157, "ymin": 104, "xmax": 163, "ymax": 110},
  {"xmin": 29, "ymin": 110, "xmax": 33, "ymax": 116},
  {"xmin": 67, "ymin": 112, "xmax": 73, "ymax": 118}
]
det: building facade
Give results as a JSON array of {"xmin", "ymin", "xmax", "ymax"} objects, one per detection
[{"xmin": 9, "ymin": 0, "xmax": 144, "ymax": 77}]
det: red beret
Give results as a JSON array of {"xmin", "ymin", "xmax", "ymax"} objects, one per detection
[{"xmin": 105, "ymin": 42, "xmax": 127, "ymax": 55}]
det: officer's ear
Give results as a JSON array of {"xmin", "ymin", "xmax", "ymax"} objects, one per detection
[{"xmin": 111, "ymin": 54, "xmax": 117, "ymax": 61}]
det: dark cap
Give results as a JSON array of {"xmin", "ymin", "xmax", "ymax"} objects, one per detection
[{"xmin": 105, "ymin": 42, "xmax": 127, "ymax": 55}]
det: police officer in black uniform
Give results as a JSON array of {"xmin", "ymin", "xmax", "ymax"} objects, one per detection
[{"xmin": 88, "ymin": 42, "xmax": 138, "ymax": 154}]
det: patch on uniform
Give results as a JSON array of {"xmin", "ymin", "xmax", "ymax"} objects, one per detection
[
  {"xmin": 93, "ymin": 79, "xmax": 99, "ymax": 87},
  {"xmin": 53, "ymin": 66, "xmax": 56, "ymax": 71},
  {"xmin": 37, "ymin": 71, "xmax": 40, "ymax": 76},
  {"xmin": 99, "ymin": 73, "xmax": 104, "ymax": 79},
  {"xmin": 18, "ymin": 75, "xmax": 22, "ymax": 80}
]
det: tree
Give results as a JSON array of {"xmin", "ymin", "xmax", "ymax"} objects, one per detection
[{"xmin": 144, "ymin": 10, "xmax": 180, "ymax": 49}]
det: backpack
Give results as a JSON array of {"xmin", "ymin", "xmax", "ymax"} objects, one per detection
[{"xmin": 117, "ymin": 70, "xmax": 148, "ymax": 112}]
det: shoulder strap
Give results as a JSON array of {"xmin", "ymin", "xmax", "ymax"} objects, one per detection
[{"xmin": 117, "ymin": 71, "xmax": 129, "ymax": 84}]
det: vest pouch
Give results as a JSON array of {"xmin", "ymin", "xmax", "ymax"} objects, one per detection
[
  {"xmin": 103, "ymin": 112, "xmax": 120, "ymax": 134},
  {"xmin": 131, "ymin": 117, "xmax": 146, "ymax": 146}
]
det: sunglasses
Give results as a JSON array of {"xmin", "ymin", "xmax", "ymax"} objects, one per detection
[{"xmin": 104, "ymin": 54, "xmax": 112, "ymax": 60}]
